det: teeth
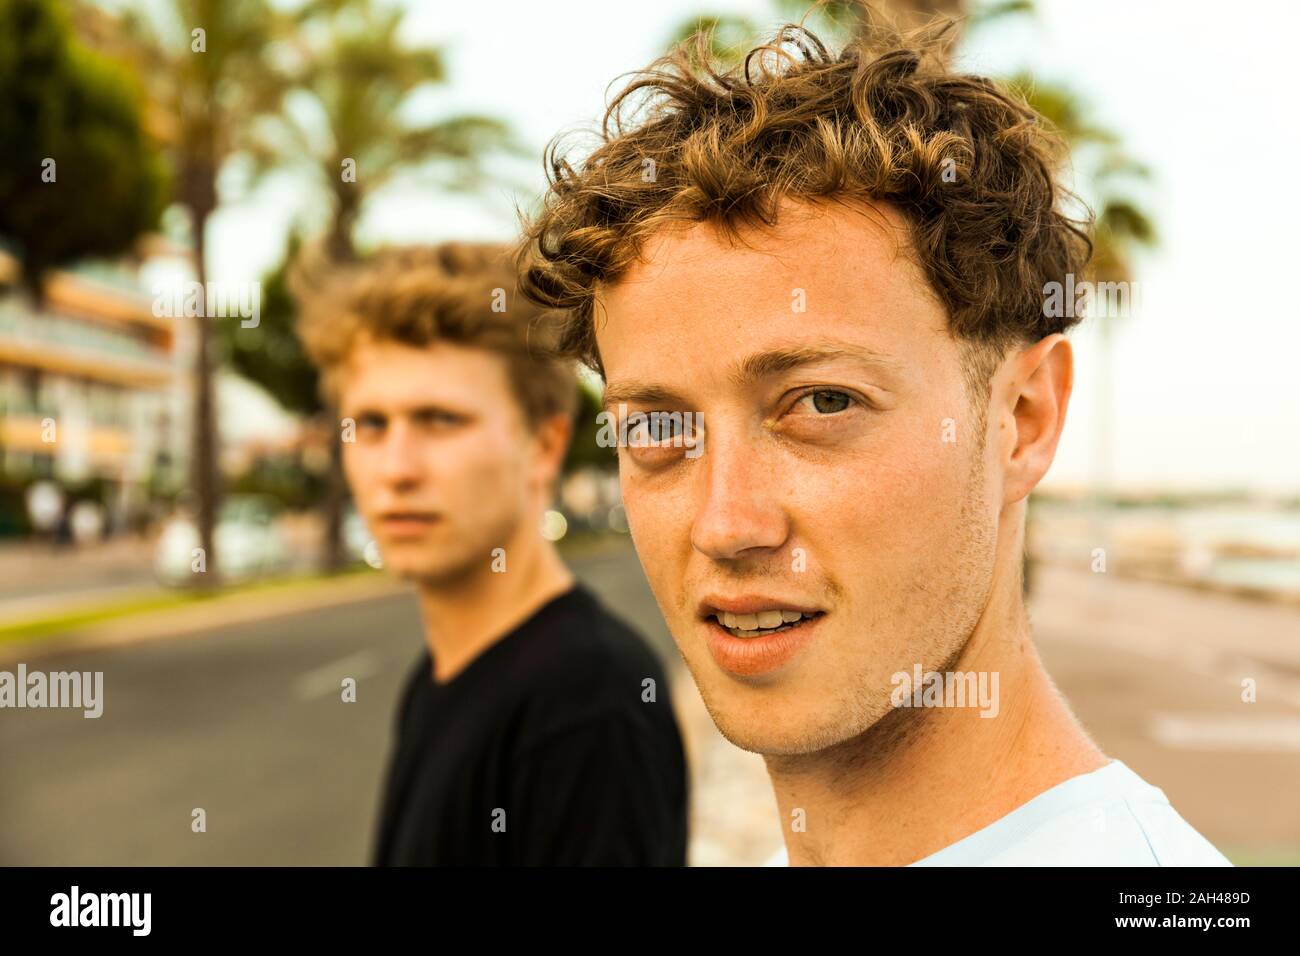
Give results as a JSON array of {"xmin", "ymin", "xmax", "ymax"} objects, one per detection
[{"xmin": 713, "ymin": 609, "xmax": 814, "ymax": 635}]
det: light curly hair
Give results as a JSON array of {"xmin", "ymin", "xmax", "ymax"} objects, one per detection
[
  {"xmin": 293, "ymin": 242, "xmax": 577, "ymax": 426},
  {"xmin": 515, "ymin": 20, "xmax": 1094, "ymax": 402}
]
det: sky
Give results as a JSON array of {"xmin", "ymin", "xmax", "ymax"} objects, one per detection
[{"xmin": 202, "ymin": 0, "xmax": 1300, "ymax": 494}]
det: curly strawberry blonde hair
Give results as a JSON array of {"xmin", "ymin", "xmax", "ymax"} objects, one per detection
[{"xmin": 516, "ymin": 20, "xmax": 1093, "ymax": 400}]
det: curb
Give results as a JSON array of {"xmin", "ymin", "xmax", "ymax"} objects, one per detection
[{"xmin": 0, "ymin": 573, "xmax": 410, "ymax": 665}]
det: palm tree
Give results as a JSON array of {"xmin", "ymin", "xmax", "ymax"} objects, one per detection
[
  {"xmin": 115, "ymin": 0, "xmax": 291, "ymax": 586},
  {"xmin": 249, "ymin": 0, "xmax": 514, "ymax": 264}
]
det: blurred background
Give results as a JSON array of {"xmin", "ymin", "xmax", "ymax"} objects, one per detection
[{"xmin": 0, "ymin": 0, "xmax": 1296, "ymax": 865}]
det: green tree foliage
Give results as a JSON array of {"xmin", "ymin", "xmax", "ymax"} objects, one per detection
[
  {"xmin": 219, "ymin": 236, "xmax": 320, "ymax": 418},
  {"xmin": 0, "ymin": 0, "xmax": 165, "ymax": 300},
  {"xmin": 565, "ymin": 380, "xmax": 613, "ymax": 474},
  {"xmin": 245, "ymin": 0, "xmax": 516, "ymax": 262}
]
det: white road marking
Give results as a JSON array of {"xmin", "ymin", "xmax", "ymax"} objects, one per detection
[
  {"xmin": 1149, "ymin": 713, "xmax": 1300, "ymax": 751},
  {"xmin": 294, "ymin": 649, "xmax": 382, "ymax": 701}
]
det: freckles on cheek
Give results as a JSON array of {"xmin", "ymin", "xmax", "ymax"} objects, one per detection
[
  {"xmin": 620, "ymin": 471, "xmax": 685, "ymax": 561},
  {"xmin": 894, "ymin": 448, "xmax": 957, "ymax": 511},
  {"xmin": 882, "ymin": 456, "xmax": 972, "ymax": 562},
  {"xmin": 619, "ymin": 473, "xmax": 656, "ymax": 547},
  {"xmin": 801, "ymin": 442, "xmax": 959, "ymax": 547}
]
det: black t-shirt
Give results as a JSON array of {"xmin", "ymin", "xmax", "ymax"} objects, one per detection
[{"xmin": 371, "ymin": 583, "xmax": 689, "ymax": 866}]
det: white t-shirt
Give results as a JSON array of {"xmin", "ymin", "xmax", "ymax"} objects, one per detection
[{"xmin": 763, "ymin": 759, "xmax": 1232, "ymax": 866}]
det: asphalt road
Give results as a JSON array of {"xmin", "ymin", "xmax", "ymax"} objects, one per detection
[
  {"xmin": 2, "ymin": 591, "xmax": 416, "ymax": 864},
  {"xmin": 2, "ymin": 539, "xmax": 1297, "ymax": 865},
  {"xmin": 0, "ymin": 539, "xmax": 676, "ymax": 866}
]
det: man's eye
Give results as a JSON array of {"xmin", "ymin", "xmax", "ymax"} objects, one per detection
[
  {"xmin": 414, "ymin": 409, "xmax": 466, "ymax": 428},
  {"xmin": 797, "ymin": 390, "xmax": 854, "ymax": 414},
  {"xmin": 628, "ymin": 412, "xmax": 695, "ymax": 446},
  {"xmin": 619, "ymin": 411, "xmax": 703, "ymax": 467},
  {"xmin": 356, "ymin": 414, "xmax": 386, "ymax": 434}
]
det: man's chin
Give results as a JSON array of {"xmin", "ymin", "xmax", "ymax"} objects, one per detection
[
  {"xmin": 706, "ymin": 711, "xmax": 840, "ymax": 757},
  {"xmin": 688, "ymin": 665, "xmax": 888, "ymax": 757},
  {"xmin": 387, "ymin": 563, "xmax": 438, "ymax": 582},
  {"xmin": 692, "ymin": 679, "xmax": 837, "ymax": 756},
  {"xmin": 377, "ymin": 546, "xmax": 469, "ymax": 585}
]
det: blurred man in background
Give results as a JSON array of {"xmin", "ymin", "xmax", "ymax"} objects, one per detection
[{"xmin": 296, "ymin": 243, "xmax": 688, "ymax": 865}]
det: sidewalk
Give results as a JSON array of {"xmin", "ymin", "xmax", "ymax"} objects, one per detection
[
  {"xmin": 0, "ymin": 568, "xmax": 407, "ymax": 666},
  {"xmin": 0, "ymin": 515, "xmax": 328, "ymax": 624},
  {"xmin": 0, "ymin": 535, "xmax": 158, "ymax": 613}
]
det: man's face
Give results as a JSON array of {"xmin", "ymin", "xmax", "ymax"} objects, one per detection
[
  {"xmin": 338, "ymin": 336, "xmax": 541, "ymax": 584},
  {"xmin": 595, "ymin": 201, "xmax": 1004, "ymax": 756}
]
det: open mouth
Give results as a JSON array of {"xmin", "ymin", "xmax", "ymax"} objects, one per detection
[
  {"xmin": 710, "ymin": 609, "xmax": 825, "ymax": 639},
  {"xmin": 698, "ymin": 598, "xmax": 826, "ymax": 676}
]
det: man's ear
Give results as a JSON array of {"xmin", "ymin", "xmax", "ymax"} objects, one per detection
[
  {"xmin": 531, "ymin": 413, "xmax": 575, "ymax": 491},
  {"xmin": 1000, "ymin": 333, "xmax": 1074, "ymax": 506}
]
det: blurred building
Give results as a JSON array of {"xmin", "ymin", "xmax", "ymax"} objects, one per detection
[{"xmin": 0, "ymin": 248, "xmax": 182, "ymax": 533}]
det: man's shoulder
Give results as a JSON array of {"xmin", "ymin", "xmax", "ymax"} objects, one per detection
[
  {"xmin": 513, "ymin": 583, "xmax": 669, "ymax": 689},
  {"xmin": 762, "ymin": 760, "xmax": 1233, "ymax": 867},
  {"xmin": 504, "ymin": 584, "xmax": 680, "ymax": 748},
  {"xmin": 969, "ymin": 801, "xmax": 1231, "ymax": 867},
  {"xmin": 921, "ymin": 760, "xmax": 1233, "ymax": 867}
]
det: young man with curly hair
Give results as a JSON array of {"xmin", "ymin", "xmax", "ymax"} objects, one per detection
[
  {"xmin": 517, "ymin": 24, "xmax": 1229, "ymax": 866},
  {"xmin": 295, "ymin": 243, "xmax": 688, "ymax": 865}
]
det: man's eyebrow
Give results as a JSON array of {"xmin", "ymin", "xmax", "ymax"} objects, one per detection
[
  {"xmin": 729, "ymin": 341, "xmax": 905, "ymax": 390},
  {"xmin": 345, "ymin": 401, "xmax": 466, "ymax": 419},
  {"xmin": 600, "ymin": 342, "xmax": 904, "ymax": 409},
  {"xmin": 600, "ymin": 383, "xmax": 689, "ymax": 411}
]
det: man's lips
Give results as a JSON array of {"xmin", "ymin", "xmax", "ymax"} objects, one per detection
[
  {"xmin": 377, "ymin": 513, "xmax": 441, "ymax": 537},
  {"xmin": 696, "ymin": 594, "xmax": 826, "ymax": 677}
]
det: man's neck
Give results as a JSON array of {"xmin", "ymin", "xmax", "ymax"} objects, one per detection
[
  {"xmin": 414, "ymin": 523, "xmax": 575, "ymax": 684},
  {"xmin": 764, "ymin": 557, "xmax": 1108, "ymax": 867}
]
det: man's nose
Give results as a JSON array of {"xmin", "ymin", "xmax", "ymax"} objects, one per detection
[
  {"xmin": 689, "ymin": 427, "xmax": 789, "ymax": 561},
  {"xmin": 376, "ymin": 420, "xmax": 424, "ymax": 488}
]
